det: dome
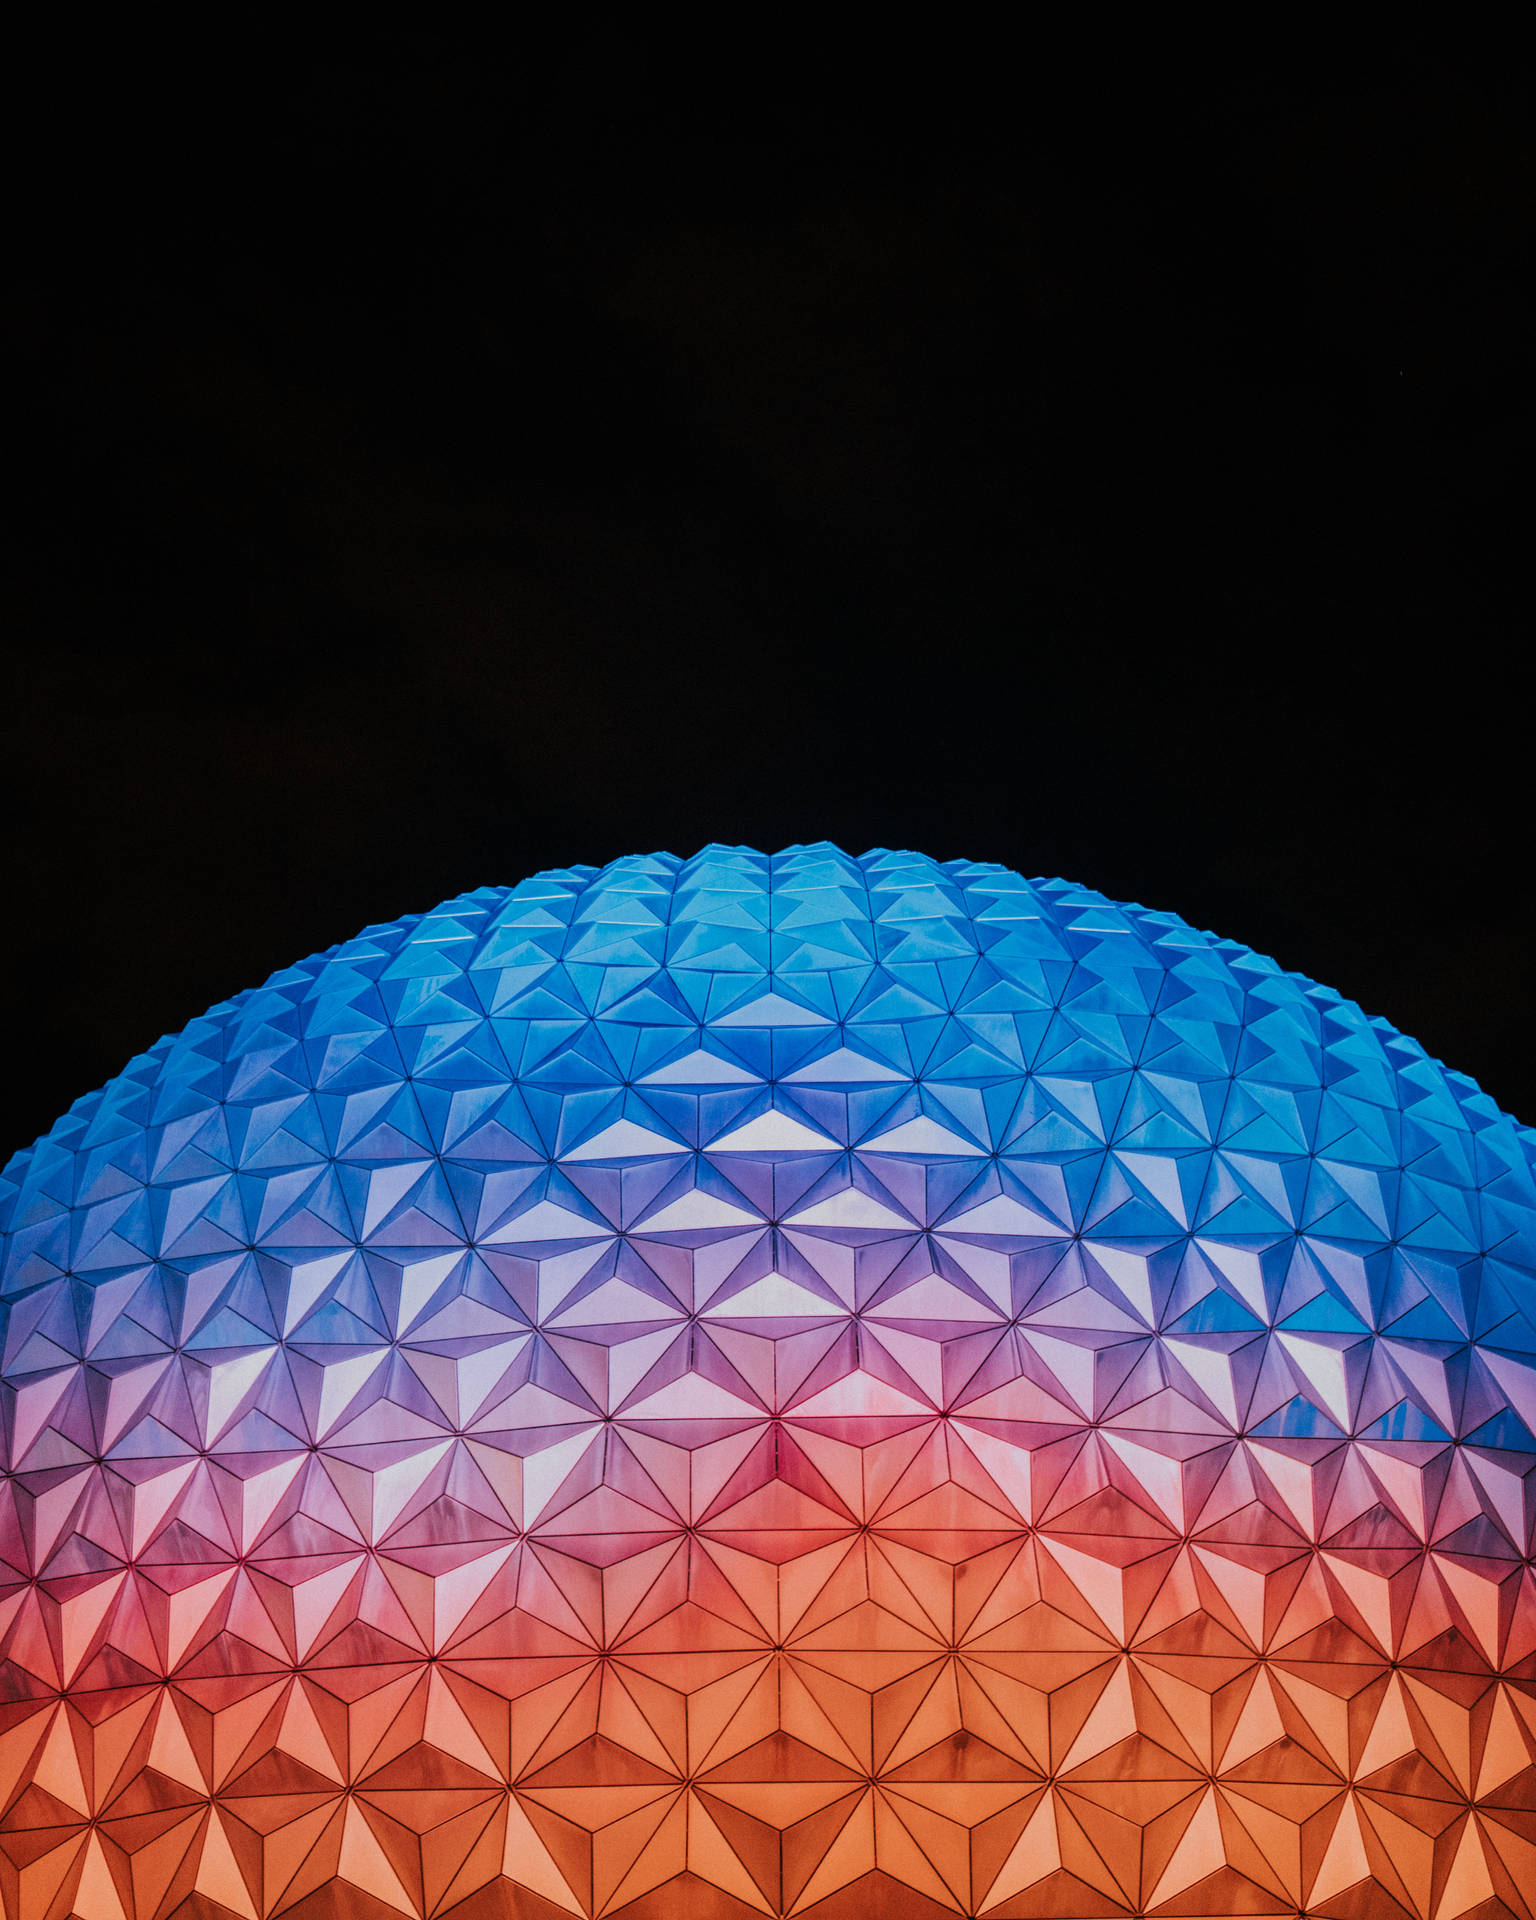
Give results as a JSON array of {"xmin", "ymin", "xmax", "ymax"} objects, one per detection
[{"xmin": 3, "ymin": 844, "xmax": 1535, "ymax": 1920}]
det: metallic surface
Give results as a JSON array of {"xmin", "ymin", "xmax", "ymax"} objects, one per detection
[{"xmin": 4, "ymin": 846, "xmax": 1534, "ymax": 1917}]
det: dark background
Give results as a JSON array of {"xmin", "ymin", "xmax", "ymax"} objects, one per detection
[{"xmin": 4, "ymin": 24, "xmax": 1532, "ymax": 1158}]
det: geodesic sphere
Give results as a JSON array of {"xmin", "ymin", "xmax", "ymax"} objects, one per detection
[{"xmin": 3, "ymin": 846, "xmax": 1535, "ymax": 1920}]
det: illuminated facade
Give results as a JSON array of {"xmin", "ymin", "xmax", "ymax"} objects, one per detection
[{"xmin": 3, "ymin": 845, "xmax": 1534, "ymax": 1917}]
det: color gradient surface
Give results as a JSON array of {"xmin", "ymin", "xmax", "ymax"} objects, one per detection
[{"xmin": 3, "ymin": 845, "xmax": 1535, "ymax": 1920}]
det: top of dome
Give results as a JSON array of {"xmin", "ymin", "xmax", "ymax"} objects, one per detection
[{"xmin": 4, "ymin": 843, "xmax": 1535, "ymax": 1444}]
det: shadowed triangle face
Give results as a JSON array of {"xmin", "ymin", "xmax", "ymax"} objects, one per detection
[{"xmin": 3, "ymin": 844, "xmax": 1535, "ymax": 1919}]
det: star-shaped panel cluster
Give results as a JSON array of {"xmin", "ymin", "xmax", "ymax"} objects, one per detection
[{"xmin": 3, "ymin": 845, "xmax": 1535, "ymax": 1920}]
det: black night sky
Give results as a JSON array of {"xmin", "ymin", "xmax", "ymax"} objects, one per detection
[{"xmin": 4, "ymin": 26, "xmax": 1532, "ymax": 1158}]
